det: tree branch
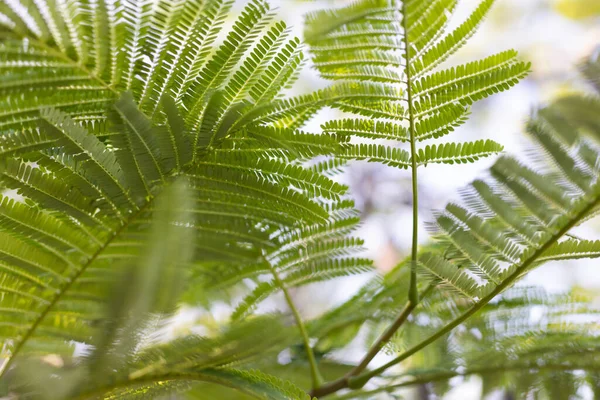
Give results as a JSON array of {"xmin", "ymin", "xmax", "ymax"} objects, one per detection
[
  {"xmin": 270, "ymin": 266, "xmax": 323, "ymax": 388},
  {"xmin": 346, "ymin": 284, "xmax": 434, "ymax": 379},
  {"xmin": 403, "ymin": 0, "xmax": 419, "ymax": 306},
  {"xmin": 309, "ymin": 285, "xmax": 434, "ymax": 398},
  {"xmin": 335, "ymin": 363, "xmax": 600, "ymax": 400}
]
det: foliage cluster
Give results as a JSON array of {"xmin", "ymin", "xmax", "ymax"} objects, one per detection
[{"xmin": 0, "ymin": 0, "xmax": 599, "ymax": 399}]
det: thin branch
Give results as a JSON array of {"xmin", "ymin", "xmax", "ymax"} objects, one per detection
[
  {"xmin": 334, "ymin": 363, "xmax": 600, "ymax": 400},
  {"xmin": 269, "ymin": 264, "xmax": 323, "ymax": 388},
  {"xmin": 311, "ymin": 2, "xmax": 430, "ymax": 396},
  {"xmin": 349, "ymin": 302, "xmax": 414, "ymax": 377},
  {"xmin": 312, "ymin": 190, "xmax": 600, "ymax": 398},
  {"xmin": 324, "ymin": 0, "xmax": 422, "ymax": 386},
  {"xmin": 309, "ymin": 285, "xmax": 434, "ymax": 398},
  {"xmin": 403, "ymin": 1, "xmax": 419, "ymax": 307},
  {"xmin": 346, "ymin": 284, "xmax": 434, "ymax": 378}
]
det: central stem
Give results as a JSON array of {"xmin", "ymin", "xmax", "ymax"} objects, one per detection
[
  {"xmin": 403, "ymin": 3, "xmax": 419, "ymax": 306},
  {"xmin": 310, "ymin": 5, "xmax": 420, "ymax": 397},
  {"xmin": 270, "ymin": 266, "xmax": 323, "ymax": 388}
]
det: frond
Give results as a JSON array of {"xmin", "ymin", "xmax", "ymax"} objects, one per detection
[
  {"xmin": 0, "ymin": 157, "xmax": 109, "ymax": 228},
  {"xmin": 305, "ymin": 0, "xmax": 528, "ymax": 179},
  {"xmin": 0, "ymin": 0, "xmax": 319, "ymax": 140},
  {"xmin": 161, "ymin": 94, "xmax": 193, "ymax": 169},
  {"xmin": 0, "ymin": 128, "xmax": 55, "ymax": 158},
  {"xmin": 241, "ymin": 125, "xmax": 345, "ymax": 160},
  {"xmin": 194, "ymin": 152, "xmax": 348, "ymax": 200},
  {"xmin": 230, "ymin": 204, "xmax": 373, "ymax": 319},
  {"xmin": 183, "ymin": 369, "xmax": 311, "ymax": 400},
  {"xmin": 306, "ymin": 66, "xmax": 600, "ymax": 391},
  {"xmin": 580, "ymin": 54, "xmax": 600, "ymax": 93},
  {"xmin": 385, "ymin": 287, "xmax": 600, "ymax": 399},
  {"xmin": 304, "ymin": 0, "xmax": 395, "ymax": 44},
  {"xmin": 249, "ymin": 37, "xmax": 304, "ymax": 105},
  {"xmin": 226, "ymin": 21, "xmax": 291, "ymax": 103},
  {"xmin": 548, "ymin": 95, "xmax": 600, "ymax": 145},
  {"xmin": 409, "ymin": 83, "xmax": 600, "ymax": 312},
  {"xmin": 16, "ymin": 315, "xmax": 306, "ymax": 400},
  {"xmin": 243, "ymin": 82, "xmax": 406, "ymax": 128},
  {"xmin": 38, "ymin": 107, "xmax": 132, "ymax": 210},
  {"xmin": 415, "ymin": 140, "xmax": 504, "ymax": 166},
  {"xmin": 414, "ymin": 104, "xmax": 469, "ymax": 141},
  {"xmin": 0, "ymin": 195, "xmax": 94, "ymax": 257},
  {"xmin": 0, "ymin": 3, "xmax": 362, "ymax": 395},
  {"xmin": 183, "ymin": 0, "xmax": 273, "ymax": 132},
  {"xmin": 409, "ymin": 0, "xmax": 495, "ymax": 77},
  {"xmin": 412, "ymin": 50, "xmax": 521, "ymax": 97},
  {"xmin": 110, "ymin": 91, "xmax": 170, "ymax": 185},
  {"xmin": 117, "ymin": 0, "xmax": 155, "ymax": 92},
  {"xmin": 537, "ymin": 239, "xmax": 600, "ymax": 263},
  {"xmin": 412, "ymin": 62, "xmax": 529, "ymax": 118},
  {"xmin": 4, "ymin": 1, "xmax": 594, "ymax": 399},
  {"xmin": 339, "ymin": 143, "xmax": 411, "ymax": 169},
  {"xmin": 333, "ymin": 99, "xmax": 406, "ymax": 120},
  {"xmin": 322, "ymin": 119, "xmax": 409, "ymax": 142},
  {"xmin": 418, "ymin": 253, "xmax": 479, "ymax": 300}
]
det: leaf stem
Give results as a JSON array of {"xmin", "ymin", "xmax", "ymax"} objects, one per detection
[
  {"xmin": 309, "ymin": 285, "xmax": 433, "ymax": 398},
  {"xmin": 340, "ymin": 1, "xmax": 424, "ymax": 382},
  {"xmin": 346, "ymin": 284, "xmax": 434, "ymax": 379},
  {"xmin": 348, "ymin": 302, "xmax": 414, "ymax": 377},
  {"xmin": 270, "ymin": 266, "xmax": 323, "ymax": 388},
  {"xmin": 403, "ymin": 2, "xmax": 419, "ymax": 307},
  {"xmin": 336, "ymin": 363, "xmax": 600, "ymax": 400},
  {"xmin": 312, "ymin": 5, "xmax": 423, "ymax": 397}
]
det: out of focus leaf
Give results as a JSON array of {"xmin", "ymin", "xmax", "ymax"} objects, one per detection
[{"xmin": 554, "ymin": 0, "xmax": 600, "ymax": 19}]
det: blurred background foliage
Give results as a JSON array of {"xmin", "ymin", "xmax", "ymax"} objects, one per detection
[{"xmin": 555, "ymin": 0, "xmax": 600, "ymax": 20}]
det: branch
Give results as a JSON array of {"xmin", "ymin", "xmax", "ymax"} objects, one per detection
[
  {"xmin": 349, "ymin": 302, "xmax": 414, "ymax": 377},
  {"xmin": 312, "ymin": 192, "xmax": 600, "ymax": 398},
  {"xmin": 309, "ymin": 285, "xmax": 433, "ymax": 398},
  {"xmin": 270, "ymin": 265, "xmax": 323, "ymax": 388},
  {"xmin": 315, "ymin": 2, "xmax": 423, "ymax": 393},
  {"xmin": 334, "ymin": 363, "xmax": 600, "ymax": 400},
  {"xmin": 346, "ymin": 285, "xmax": 434, "ymax": 378},
  {"xmin": 403, "ymin": 0, "xmax": 419, "ymax": 306}
]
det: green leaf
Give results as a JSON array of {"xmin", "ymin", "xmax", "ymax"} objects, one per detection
[
  {"xmin": 537, "ymin": 239, "xmax": 600, "ymax": 263},
  {"xmin": 410, "ymin": 0, "xmax": 496, "ymax": 77},
  {"xmin": 340, "ymin": 144, "xmax": 411, "ymax": 169},
  {"xmin": 322, "ymin": 119, "xmax": 409, "ymax": 142},
  {"xmin": 183, "ymin": 369, "xmax": 312, "ymax": 400},
  {"xmin": 418, "ymin": 253, "xmax": 480, "ymax": 300},
  {"xmin": 415, "ymin": 140, "xmax": 504, "ymax": 166}
]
